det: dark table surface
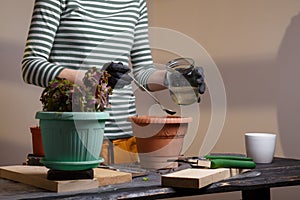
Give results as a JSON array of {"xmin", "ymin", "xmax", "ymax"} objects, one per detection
[{"xmin": 1, "ymin": 157, "xmax": 300, "ymax": 200}]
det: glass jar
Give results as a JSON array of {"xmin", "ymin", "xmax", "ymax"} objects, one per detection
[{"xmin": 166, "ymin": 58, "xmax": 199, "ymax": 105}]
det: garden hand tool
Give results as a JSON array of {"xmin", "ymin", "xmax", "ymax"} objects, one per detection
[{"xmin": 174, "ymin": 155, "xmax": 256, "ymax": 169}]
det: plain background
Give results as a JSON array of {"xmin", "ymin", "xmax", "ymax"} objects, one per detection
[{"xmin": 1, "ymin": 0, "xmax": 300, "ymax": 199}]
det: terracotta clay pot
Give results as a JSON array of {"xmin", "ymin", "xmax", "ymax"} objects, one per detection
[
  {"xmin": 128, "ymin": 116, "xmax": 192, "ymax": 169},
  {"xmin": 30, "ymin": 126, "xmax": 44, "ymax": 157}
]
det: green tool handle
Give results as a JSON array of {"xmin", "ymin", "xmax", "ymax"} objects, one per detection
[
  {"xmin": 205, "ymin": 155, "xmax": 254, "ymax": 161},
  {"xmin": 210, "ymin": 159, "xmax": 256, "ymax": 169}
]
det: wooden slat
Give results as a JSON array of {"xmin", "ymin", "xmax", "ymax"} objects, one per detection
[
  {"xmin": 0, "ymin": 165, "xmax": 131, "ymax": 193},
  {"xmin": 161, "ymin": 168, "xmax": 242, "ymax": 189},
  {"xmin": 94, "ymin": 167, "xmax": 132, "ymax": 187}
]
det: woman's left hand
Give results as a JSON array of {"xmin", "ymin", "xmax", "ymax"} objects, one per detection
[{"xmin": 193, "ymin": 66, "xmax": 206, "ymax": 95}]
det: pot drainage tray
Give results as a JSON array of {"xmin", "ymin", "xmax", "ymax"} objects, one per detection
[{"xmin": 40, "ymin": 158, "xmax": 104, "ymax": 171}]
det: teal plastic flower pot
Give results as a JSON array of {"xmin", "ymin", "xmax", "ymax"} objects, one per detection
[{"xmin": 35, "ymin": 111, "xmax": 109, "ymax": 171}]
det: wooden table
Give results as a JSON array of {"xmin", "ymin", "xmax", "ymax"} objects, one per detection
[{"xmin": 1, "ymin": 157, "xmax": 300, "ymax": 200}]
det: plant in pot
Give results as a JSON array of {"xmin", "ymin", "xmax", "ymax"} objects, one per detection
[{"xmin": 36, "ymin": 67, "xmax": 112, "ymax": 171}]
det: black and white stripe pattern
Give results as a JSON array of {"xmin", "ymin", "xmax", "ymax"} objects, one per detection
[{"xmin": 22, "ymin": 0, "xmax": 156, "ymax": 138}]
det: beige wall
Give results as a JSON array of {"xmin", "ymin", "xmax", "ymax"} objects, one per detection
[
  {"xmin": 0, "ymin": 0, "xmax": 300, "ymax": 199},
  {"xmin": 0, "ymin": 0, "xmax": 42, "ymax": 165},
  {"xmin": 146, "ymin": 0, "xmax": 300, "ymax": 159}
]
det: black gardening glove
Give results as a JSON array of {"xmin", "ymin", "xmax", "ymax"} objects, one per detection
[
  {"xmin": 192, "ymin": 66, "xmax": 206, "ymax": 103},
  {"xmin": 102, "ymin": 62, "xmax": 132, "ymax": 89},
  {"xmin": 193, "ymin": 66, "xmax": 206, "ymax": 94}
]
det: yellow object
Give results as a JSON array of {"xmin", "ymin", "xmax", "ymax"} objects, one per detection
[{"xmin": 101, "ymin": 136, "xmax": 139, "ymax": 165}]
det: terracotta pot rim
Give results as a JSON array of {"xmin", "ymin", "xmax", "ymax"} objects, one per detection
[
  {"xmin": 128, "ymin": 115, "xmax": 192, "ymax": 124},
  {"xmin": 30, "ymin": 126, "xmax": 40, "ymax": 130}
]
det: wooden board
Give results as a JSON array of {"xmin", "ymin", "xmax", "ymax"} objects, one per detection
[
  {"xmin": 161, "ymin": 168, "xmax": 243, "ymax": 189},
  {"xmin": 0, "ymin": 165, "xmax": 132, "ymax": 193},
  {"xmin": 94, "ymin": 167, "xmax": 132, "ymax": 186}
]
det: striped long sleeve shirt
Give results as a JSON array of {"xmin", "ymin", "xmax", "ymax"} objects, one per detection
[{"xmin": 22, "ymin": 0, "xmax": 156, "ymax": 138}]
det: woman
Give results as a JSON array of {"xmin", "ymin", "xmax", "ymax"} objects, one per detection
[
  {"xmin": 22, "ymin": 0, "xmax": 167, "ymax": 137},
  {"xmin": 22, "ymin": 0, "xmax": 205, "ymax": 163}
]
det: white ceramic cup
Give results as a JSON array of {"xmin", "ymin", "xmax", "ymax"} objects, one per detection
[{"xmin": 245, "ymin": 132, "xmax": 277, "ymax": 164}]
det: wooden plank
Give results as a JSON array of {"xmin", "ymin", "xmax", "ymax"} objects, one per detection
[
  {"xmin": 94, "ymin": 167, "xmax": 132, "ymax": 187},
  {"xmin": 0, "ymin": 165, "xmax": 131, "ymax": 193},
  {"xmin": 0, "ymin": 165, "xmax": 98, "ymax": 192},
  {"xmin": 161, "ymin": 168, "xmax": 242, "ymax": 189}
]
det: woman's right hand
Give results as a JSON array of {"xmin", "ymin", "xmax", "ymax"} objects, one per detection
[{"xmin": 102, "ymin": 62, "xmax": 132, "ymax": 89}]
